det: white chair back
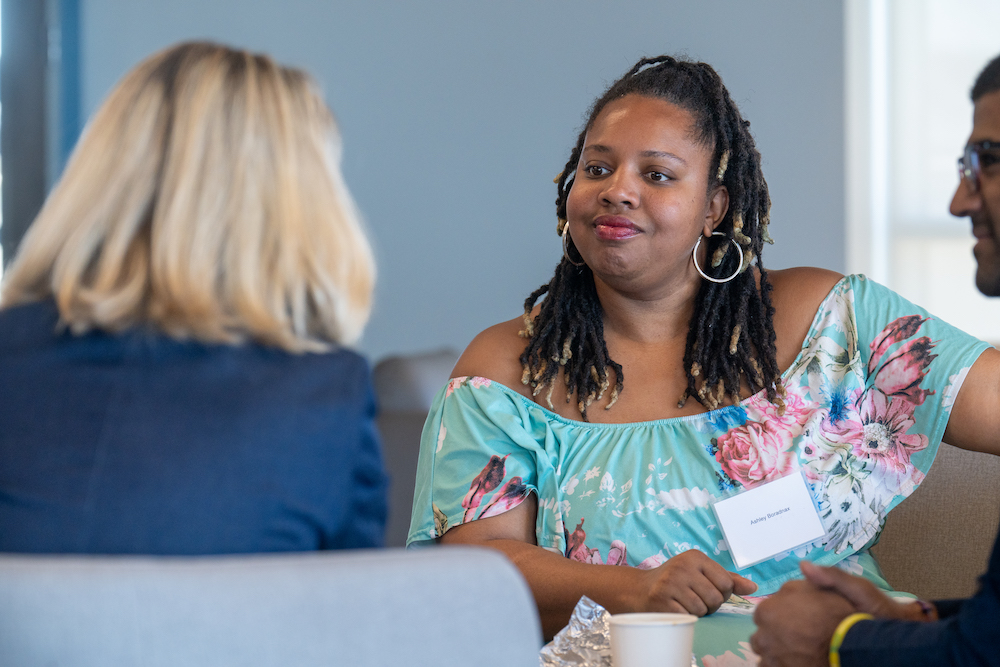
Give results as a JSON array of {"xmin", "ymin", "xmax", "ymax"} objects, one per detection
[{"xmin": 0, "ymin": 546, "xmax": 541, "ymax": 667}]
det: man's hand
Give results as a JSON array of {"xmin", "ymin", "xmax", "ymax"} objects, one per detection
[
  {"xmin": 751, "ymin": 560, "xmax": 937, "ymax": 666},
  {"xmin": 799, "ymin": 560, "xmax": 933, "ymax": 621},
  {"xmin": 750, "ymin": 576, "xmax": 856, "ymax": 667}
]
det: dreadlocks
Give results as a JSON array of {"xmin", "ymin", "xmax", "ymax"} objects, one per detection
[{"xmin": 519, "ymin": 55, "xmax": 784, "ymax": 421}]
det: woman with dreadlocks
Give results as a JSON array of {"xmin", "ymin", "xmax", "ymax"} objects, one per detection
[{"xmin": 408, "ymin": 56, "xmax": 1000, "ymax": 661}]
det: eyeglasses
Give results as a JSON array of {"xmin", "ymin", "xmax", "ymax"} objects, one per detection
[{"xmin": 958, "ymin": 140, "xmax": 1000, "ymax": 193}]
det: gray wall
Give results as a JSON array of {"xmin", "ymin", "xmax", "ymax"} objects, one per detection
[
  {"xmin": 1, "ymin": 0, "xmax": 48, "ymax": 266},
  {"xmin": 81, "ymin": 0, "xmax": 845, "ymax": 362}
]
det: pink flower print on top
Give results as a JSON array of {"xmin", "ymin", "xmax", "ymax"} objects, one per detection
[
  {"xmin": 637, "ymin": 552, "xmax": 668, "ymax": 570},
  {"xmin": 479, "ymin": 476, "xmax": 530, "ymax": 519},
  {"xmin": 868, "ymin": 315, "xmax": 928, "ymax": 374},
  {"xmin": 605, "ymin": 541, "xmax": 628, "ymax": 566},
  {"xmin": 715, "ymin": 390, "xmax": 812, "ymax": 489},
  {"xmin": 715, "ymin": 420, "xmax": 798, "ymax": 489},
  {"xmin": 445, "ymin": 376, "xmax": 468, "ymax": 397},
  {"xmin": 828, "ymin": 389, "xmax": 928, "ymax": 475},
  {"xmin": 445, "ymin": 376, "xmax": 491, "ymax": 398},
  {"xmin": 564, "ymin": 518, "xmax": 628, "ymax": 565},
  {"xmin": 754, "ymin": 389, "xmax": 813, "ymax": 442},
  {"xmin": 864, "ymin": 315, "xmax": 938, "ymax": 407},
  {"xmin": 461, "ymin": 454, "xmax": 508, "ymax": 523},
  {"xmin": 870, "ymin": 337, "xmax": 938, "ymax": 406},
  {"xmin": 565, "ymin": 518, "xmax": 589, "ymax": 560}
]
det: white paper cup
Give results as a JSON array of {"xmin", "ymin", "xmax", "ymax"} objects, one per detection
[{"xmin": 609, "ymin": 612, "xmax": 697, "ymax": 667}]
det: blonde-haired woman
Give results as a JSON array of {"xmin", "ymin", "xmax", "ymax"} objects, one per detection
[{"xmin": 0, "ymin": 42, "xmax": 386, "ymax": 554}]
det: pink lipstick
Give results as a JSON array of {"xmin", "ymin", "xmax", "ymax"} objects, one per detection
[{"xmin": 594, "ymin": 215, "xmax": 641, "ymax": 240}]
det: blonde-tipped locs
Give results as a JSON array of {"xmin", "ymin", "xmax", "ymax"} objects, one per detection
[{"xmin": 1, "ymin": 41, "xmax": 375, "ymax": 352}]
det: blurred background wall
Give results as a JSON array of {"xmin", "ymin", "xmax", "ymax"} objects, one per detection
[{"xmin": 4, "ymin": 0, "xmax": 846, "ymax": 362}]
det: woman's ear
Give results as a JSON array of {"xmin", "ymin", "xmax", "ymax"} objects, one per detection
[{"xmin": 704, "ymin": 185, "xmax": 730, "ymax": 235}]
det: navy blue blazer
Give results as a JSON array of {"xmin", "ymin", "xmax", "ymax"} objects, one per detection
[
  {"xmin": 0, "ymin": 301, "xmax": 387, "ymax": 555},
  {"xmin": 841, "ymin": 513, "xmax": 1000, "ymax": 666}
]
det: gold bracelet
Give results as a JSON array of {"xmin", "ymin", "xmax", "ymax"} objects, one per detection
[{"xmin": 829, "ymin": 612, "xmax": 875, "ymax": 667}]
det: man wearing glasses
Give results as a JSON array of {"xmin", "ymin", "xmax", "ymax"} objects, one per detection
[
  {"xmin": 749, "ymin": 54, "xmax": 1000, "ymax": 667},
  {"xmin": 957, "ymin": 98, "xmax": 1000, "ymax": 299}
]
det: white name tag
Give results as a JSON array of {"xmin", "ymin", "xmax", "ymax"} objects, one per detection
[{"xmin": 712, "ymin": 471, "xmax": 826, "ymax": 570}]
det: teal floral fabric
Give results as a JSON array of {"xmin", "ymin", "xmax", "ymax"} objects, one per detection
[{"xmin": 407, "ymin": 275, "xmax": 990, "ymax": 665}]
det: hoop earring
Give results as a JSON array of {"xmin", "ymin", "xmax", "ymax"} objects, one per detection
[
  {"xmin": 692, "ymin": 231, "xmax": 742, "ymax": 283},
  {"xmin": 562, "ymin": 225, "xmax": 586, "ymax": 267}
]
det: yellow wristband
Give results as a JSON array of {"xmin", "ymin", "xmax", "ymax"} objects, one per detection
[{"xmin": 829, "ymin": 612, "xmax": 875, "ymax": 667}]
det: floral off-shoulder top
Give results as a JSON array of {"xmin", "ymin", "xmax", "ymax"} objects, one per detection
[{"xmin": 408, "ymin": 274, "xmax": 990, "ymax": 598}]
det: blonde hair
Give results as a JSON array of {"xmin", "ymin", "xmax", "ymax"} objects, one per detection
[{"xmin": 1, "ymin": 41, "xmax": 375, "ymax": 351}]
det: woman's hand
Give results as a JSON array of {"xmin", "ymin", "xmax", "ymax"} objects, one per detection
[
  {"xmin": 640, "ymin": 549, "xmax": 757, "ymax": 616},
  {"xmin": 440, "ymin": 502, "xmax": 756, "ymax": 636}
]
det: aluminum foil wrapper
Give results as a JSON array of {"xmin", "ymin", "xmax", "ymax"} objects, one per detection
[
  {"xmin": 539, "ymin": 597, "xmax": 702, "ymax": 667},
  {"xmin": 538, "ymin": 596, "xmax": 612, "ymax": 667}
]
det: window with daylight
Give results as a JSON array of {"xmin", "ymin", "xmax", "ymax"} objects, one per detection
[{"xmin": 846, "ymin": 0, "xmax": 1000, "ymax": 344}]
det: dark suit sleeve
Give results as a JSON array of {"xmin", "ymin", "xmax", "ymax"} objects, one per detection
[{"xmin": 840, "ymin": 515, "xmax": 1000, "ymax": 666}]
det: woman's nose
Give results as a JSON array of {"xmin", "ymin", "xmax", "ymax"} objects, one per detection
[
  {"xmin": 600, "ymin": 171, "xmax": 638, "ymax": 208},
  {"xmin": 950, "ymin": 176, "xmax": 981, "ymax": 218}
]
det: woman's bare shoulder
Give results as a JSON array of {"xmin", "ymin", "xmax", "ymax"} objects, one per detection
[
  {"xmin": 767, "ymin": 267, "xmax": 844, "ymax": 313},
  {"xmin": 452, "ymin": 315, "xmax": 533, "ymax": 396},
  {"xmin": 767, "ymin": 267, "xmax": 844, "ymax": 369}
]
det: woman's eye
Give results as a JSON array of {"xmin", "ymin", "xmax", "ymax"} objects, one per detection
[
  {"xmin": 648, "ymin": 171, "xmax": 670, "ymax": 182},
  {"xmin": 584, "ymin": 165, "xmax": 609, "ymax": 177}
]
